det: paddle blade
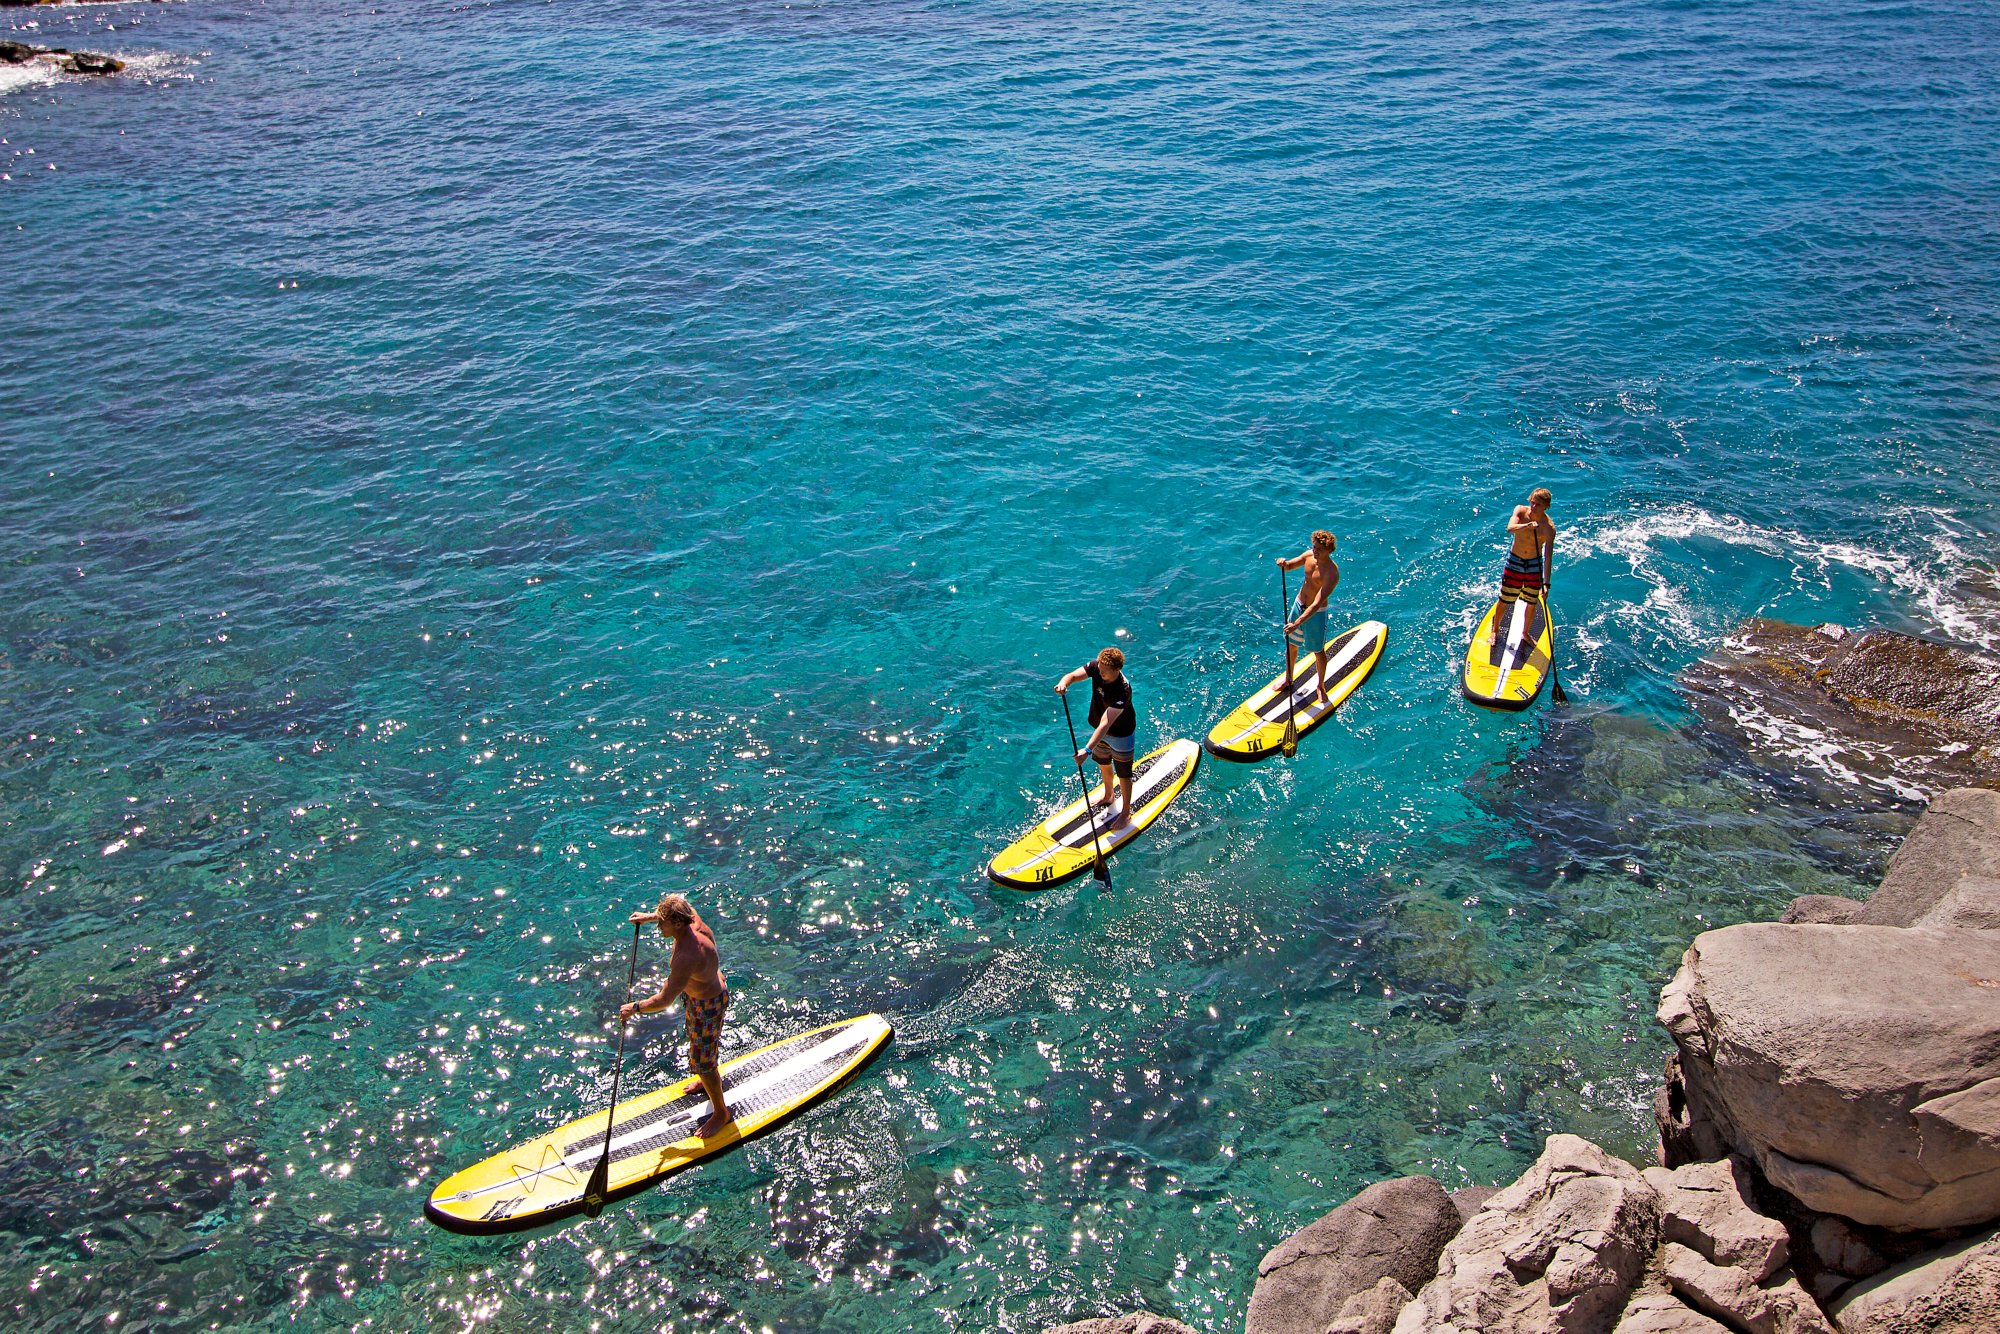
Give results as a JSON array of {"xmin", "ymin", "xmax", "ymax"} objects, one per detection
[
  {"xmin": 1551, "ymin": 677, "xmax": 1570, "ymax": 706},
  {"xmin": 581, "ymin": 1151, "xmax": 610, "ymax": 1217},
  {"xmin": 1281, "ymin": 718, "xmax": 1298, "ymax": 756},
  {"xmin": 1092, "ymin": 854, "xmax": 1111, "ymax": 886}
]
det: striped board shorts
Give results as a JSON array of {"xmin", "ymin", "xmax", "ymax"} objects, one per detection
[{"xmin": 1500, "ymin": 551, "xmax": 1544, "ymax": 594}]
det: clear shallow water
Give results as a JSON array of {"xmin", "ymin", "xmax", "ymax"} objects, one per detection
[{"xmin": 3, "ymin": 0, "xmax": 1997, "ymax": 1328}]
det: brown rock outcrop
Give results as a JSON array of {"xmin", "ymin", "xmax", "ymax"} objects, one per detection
[
  {"xmin": 1681, "ymin": 620, "xmax": 2000, "ymax": 796},
  {"xmin": 1393, "ymin": 1135, "xmax": 1661, "ymax": 1334},
  {"xmin": 1827, "ymin": 1225, "xmax": 2000, "ymax": 1333},
  {"xmin": 1042, "ymin": 1316, "xmax": 1198, "ymax": 1334},
  {"xmin": 1247, "ymin": 1176, "xmax": 1461, "ymax": 1334},
  {"xmin": 1656, "ymin": 922, "xmax": 2000, "ymax": 1230}
]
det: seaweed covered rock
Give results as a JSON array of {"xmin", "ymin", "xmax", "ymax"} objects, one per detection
[
  {"xmin": 1393, "ymin": 1135, "xmax": 1661, "ymax": 1333},
  {"xmin": 1681, "ymin": 620, "xmax": 2000, "ymax": 797},
  {"xmin": 1247, "ymin": 1175, "xmax": 1461, "ymax": 1334},
  {"xmin": 1657, "ymin": 922, "xmax": 2000, "ymax": 1230}
]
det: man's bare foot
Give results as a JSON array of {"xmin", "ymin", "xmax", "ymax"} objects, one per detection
[
  {"xmin": 1315, "ymin": 692, "xmax": 1330, "ymax": 707},
  {"xmin": 696, "ymin": 1109, "xmax": 734, "ymax": 1139}
]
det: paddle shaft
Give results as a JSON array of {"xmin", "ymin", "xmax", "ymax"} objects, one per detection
[
  {"xmin": 1280, "ymin": 563, "xmax": 1299, "ymax": 754},
  {"xmin": 1541, "ymin": 553, "xmax": 1569, "ymax": 705},
  {"xmin": 1060, "ymin": 691, "xmax": 1114, "ymax": 885},
  {"xmin": 584, "ymin": 924, "xmax": 643, "ymax": 1214}
]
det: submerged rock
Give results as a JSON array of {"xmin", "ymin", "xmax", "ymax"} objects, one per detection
[
  {"xmin": 1041, "ymin": 1317, "xmax": 1196, "ymax": 1334},
  {"xmin": 1681, "ymin": 619, "xmax": 2000, "ymax": 798},
  {"xmin": 1247, "ymin": 1175, "xmax": 1460, "ymax": 1334},
  {"xmin": 1657, "ymin": 922, "xmax": 2000, "ymax": 1230}
]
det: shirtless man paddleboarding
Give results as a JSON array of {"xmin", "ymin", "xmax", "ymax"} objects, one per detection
[
  {"xmin": 1484, "ymin": 488, "xmax": 1556, "ymax": 649},
  {"xmin": 1278, "ymin": 529, "xmax": 1341, "ymax": 705},
  {"xmin": 620, "ymin": 893, "xmax": 733, "ymax": 1138}
]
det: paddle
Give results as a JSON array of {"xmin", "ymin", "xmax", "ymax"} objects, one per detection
[
  {"xmin": 1279, "ymin": 563, "xmax": 1299, "ymax": 757},
  {"xmin": 1541, "ymin": 580, "xmax": 1570, "ymax": 707},
  {"xmin": 583, "ymin": 923, "xmax": 643, "ymax": 1217},
  {"xmin": 1059, "ymin": 691, "xmax": 1114, "ymax": 887}
]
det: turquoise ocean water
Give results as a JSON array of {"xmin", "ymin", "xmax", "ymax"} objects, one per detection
[{"xmin": 4, "ymin": 1, "xmax": 1998, "ymax": 1329}]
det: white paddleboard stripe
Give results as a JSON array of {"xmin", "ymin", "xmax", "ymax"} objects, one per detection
[
  {"xmin": 444, "ymin": 1022, "xmax": 879, "ymax": 1204},
  {"xmin": 1031, "ymin": 744, "xmax": 1193, "ymax": 859},
  {"xmin": 1492, "ymin": 599, "xmax": 1529, "ymax": 700}
]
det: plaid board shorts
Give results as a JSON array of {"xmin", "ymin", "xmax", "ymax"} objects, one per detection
[{"xmin": 685, "ymin": 988, "xmax": 729, "ymax": 1072}]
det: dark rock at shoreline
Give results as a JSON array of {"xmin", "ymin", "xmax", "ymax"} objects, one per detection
[
  {"xmin": 1449, "ymin": 1184, "xmax": 1501, "ymax": 1224},
  {"xmin": 0, "ymin": 38, "xmax": 125, "ymax": 74},
  {"xmin": 1778, "ymin": 895, "xmax": 1863, "ymax": 924},
  {"xmin": 1681, "ymin": 619, "xmax": 2000, "ymax": 798},
  {"xmin": 1246, "ymin": 1175, "xmax": 1461, "ymax": 1334}
]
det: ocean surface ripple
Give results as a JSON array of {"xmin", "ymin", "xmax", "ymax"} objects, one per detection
[{"xmin": 3, "ymin": 0, "xmax": 1997, "ymax": 1329}]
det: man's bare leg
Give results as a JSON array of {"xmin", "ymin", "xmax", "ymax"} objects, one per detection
[
  {"xmin": 1096, "ymin": 761, "xmax": 1123, "ymax": 823},
  {"xmin": 695, "ymin": 1064, "xmax": 732, "ymax": 1138},
  {"xmin": 1115, "ymin": 772, "xmax": 1135, "ymax": 825}
]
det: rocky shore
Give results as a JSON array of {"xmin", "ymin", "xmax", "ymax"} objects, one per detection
[{"xmin": 1042, "ymin": 631, "xmax": 2000, "ymax": 1333}]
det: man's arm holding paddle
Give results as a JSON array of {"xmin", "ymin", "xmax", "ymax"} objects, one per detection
[{"xmin": 618, "ymin": 920, "xmax": 696, "ymax": 1023}]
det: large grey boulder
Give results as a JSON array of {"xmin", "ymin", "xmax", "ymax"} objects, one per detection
[
  {"xmin": 1659, "ymin": 1244, "xmax": 1834, "ymax": 1334},
  {"xmin": 1827, "ymin": 1224, "xmax": 2000, "ymax": 1333},
  {"xmin": 1657, "ymin": 922, "xmax": 2000, "ymax": 1230},
  {"xmin": 1043, "ymin": 1316, "xmax": 1197, "ymax": 1334},
  {"xmin": 1613, "ymin": 1283, "xmax": 1734, "ymax": 1333},
  {"xmin": 1863, "ymin": 788, "xmax": 2000, "ymax": 927},
  {"xmin": 1393, "ymin": 1135, "xmax": 1661, "ymax": 1334},
  {"xmin": 1642, "ymin": 1157, "xmax": 1791, "ymax": 1280},
  {"xmin": 1247, "ymin": 1176, "xmax": 1461, "ymax": 1334},
  {"xmin": 1324, "ymin": 1277, "xmax": 1414, "ymax": 1334}
]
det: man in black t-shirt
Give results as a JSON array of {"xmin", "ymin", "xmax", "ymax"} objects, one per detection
[{"xmin": 1055, "ymin": 646, "xmax": 1137, "ymax": 825}]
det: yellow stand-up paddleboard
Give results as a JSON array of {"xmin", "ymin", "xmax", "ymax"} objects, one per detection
[
  {"xmin": 1205, "ymin": 620, "xmax": 1388, "ymax": 762},
  {"xmin": 986, "ymin": 737, "xmax": 1200, "ymax": 890},
  {"xmin": 1462, "ymin": 594, "xmax": 1554, "ymax": 711},
  {"xmin": 425, "ymin": 1013, "xmax": 892, "ymax": 1235}
]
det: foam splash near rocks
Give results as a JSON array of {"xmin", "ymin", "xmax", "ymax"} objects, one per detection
[{"xmin": 1681, "ymin": 619, "xmax": 2000, "ymax": 801}]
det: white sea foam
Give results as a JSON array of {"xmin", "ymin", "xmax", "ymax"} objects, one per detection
[
  {"xmin": 1567, "ymin": 502, "xmax": 2000, "ymax": 653},
  {"xmin": 0, "ymin": 50, "xmax": 192, "ymax": 100},
  {"xmin": 1716, "ymin": 691, "xmax": 1932, "ymax": 804},
  {"xmin": 0, "ymin": 63, "xmax": 58, "ymax": 99}
]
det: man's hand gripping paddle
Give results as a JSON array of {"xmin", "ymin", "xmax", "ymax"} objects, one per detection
[{"xmin": 583, "ymin": 923, "xmax": 643, "ymax": 1217}]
